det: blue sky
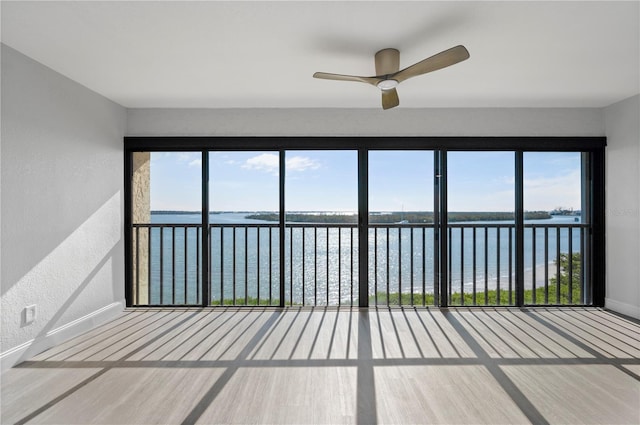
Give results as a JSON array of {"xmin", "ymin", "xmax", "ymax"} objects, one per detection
[{"xmin": 149, "ymin": 151, "xmax": 581, "ymax": 212}]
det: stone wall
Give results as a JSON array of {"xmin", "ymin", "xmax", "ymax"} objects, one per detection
[{"xmin": 132, "ymin": 152, "xmax": 150, "ymax": 304}]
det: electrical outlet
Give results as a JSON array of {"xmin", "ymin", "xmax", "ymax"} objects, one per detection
[{"xmin": 24, "ymin": 305, "xmax": 37, "ymax": 325}]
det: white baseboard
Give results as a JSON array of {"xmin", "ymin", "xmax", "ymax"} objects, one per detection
[
  {"xmin": 605, "ymin": 297, "xmax": 640, "ymax": 320},
  {"xmin": 0, "ymin": 301, "xmax": 124, "ymax": 372}
]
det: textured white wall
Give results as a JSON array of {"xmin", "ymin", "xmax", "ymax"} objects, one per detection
[
  {"xmin": 0, "ymin": 45, "xmax": 126, "ymax": 369},
  {"xmin": 127, "ymin": 107, "xmax": 604, "ymax": 137},
  {"xmin": 605, "ymin": 94, "xmax": 640, "ymax": 319}
]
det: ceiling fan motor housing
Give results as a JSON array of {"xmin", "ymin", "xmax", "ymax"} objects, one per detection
[{"xmin": 375, "ymin": 48, "xmax": 400, "ymax": 75}]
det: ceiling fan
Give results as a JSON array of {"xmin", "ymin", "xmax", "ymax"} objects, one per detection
[{"xmin": 313, "ymin": 45, "xmax": 470, "ymax": 110}]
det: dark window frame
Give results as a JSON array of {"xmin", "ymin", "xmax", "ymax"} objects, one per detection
[{"xmin": 124, "ymin": 137, "xmax": 606, "ymax": 308}]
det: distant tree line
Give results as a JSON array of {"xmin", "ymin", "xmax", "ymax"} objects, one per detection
[
  {"xmin": 245, "ymin": 211, "xmax": 551, "ymax": 223},
  {"xmin": 245, "ymin": 213, "xmax": 358, "ymax": 223},
  {"xmin": 152, "ymin": 210, "xmax": 201, "ymax": 215}
]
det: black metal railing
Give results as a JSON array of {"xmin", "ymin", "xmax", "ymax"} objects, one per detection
[
  {"xmin": 446, "ymin": 223, "xmax": 588, "ymax": 306},
  {"xmin": 209, "ymin": 224, "xmax": 280, "ymax": 306},
  {"xmin": 130, "ymin": 222, "xmax": 589, "ymax": 307},
  {"xmin": 284, "ymin": 224, "xmax": 358, "ymax": 306},
  {"xmin": 131, "ymin": 224, "xmax": 202, "ymax": 305},
  {"xmin": 447, "ymin": 224, "xmax": 515, "ymax": 306},
  {"xmin": 369, "ymin": 224, "xmax": 436, "ymax": 307},
  {"xmin": 525, "ymin": 223, "xmax": 589, "ymax": 305}
]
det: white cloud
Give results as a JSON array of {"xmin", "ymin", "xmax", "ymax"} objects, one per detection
[
  {"xmin": 174, "ymin": 152, "xmax": 201, "ymax": 167},
  {"xmin": 243, "ymin": 153, "xmax": 279, "ymax": 174},
  {"xmin": 448, "ymin": 169, "xmax": 582, "ymax": 212},
  {"xmin": 242, "ymin": 153, "xmax": 320, "ymax": 175},
  {"xmin": 176, "ymin": 153, "xmax": 192, "ymax": 162},
  {"xmin": 524, "ymin": 170, "xmax": 581, "ymax": 210},
  {"xmin": 286, "ymin": 156, "xmax": 321, "ymax": 172}
]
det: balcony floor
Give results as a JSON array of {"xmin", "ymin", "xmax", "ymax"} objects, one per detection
[{"xmin": 2, "ymin": 307, "xmax": 639, "ymax": 424}]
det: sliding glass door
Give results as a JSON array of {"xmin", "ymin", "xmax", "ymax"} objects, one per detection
[
  {"xmin": 285, "ymin": 150, "xmax": 358, "ymax": 306},
  {"xmin": 523, "ymin": 152, "xmax": 590, "ymax": 305},
  {"xmin": 209, "ymin": 151, "xmax": 280, "ymax": 306},
  {"xmin": 368, "ymin": 151, "xmax": 436, "ymax": 306},
  {"xmin": 130, "ymin": 151, "xmax": 202, "ymax": 306},
  {"xmin": 446, "ymin": 152, "xmax": 516, "ymax": 306}
]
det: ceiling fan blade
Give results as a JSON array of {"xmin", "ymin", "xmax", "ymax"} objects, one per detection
[
  {"xmin": 381, "ymin": 88, "xmax": 400, "ymax": 110},
  {"xmin": 392, "ymin": 45, "xmax": 469, "ymax": 83},
  {"xmin": 313, "ymin": 72, "xmax": 379, "ymax": 86}
]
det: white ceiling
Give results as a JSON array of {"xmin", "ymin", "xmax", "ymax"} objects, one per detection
[{"xmin": 2, "ymin": 1, "xmax": 639, "ymax": 109}]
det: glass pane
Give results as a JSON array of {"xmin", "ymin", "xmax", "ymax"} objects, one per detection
[
  {"xmin": 285, "ymin": 150, "xmax": 358, "ymax": 306},
  {"xmin": 209, "ymin": 152, "xmax": 280, "ymax": 306},
  {"xmin": 524, "ymin": 152, "xmax": 585, "ymax": 305},
  {"xmin": 131, "ymin": 152, "xmax": 202, "ymax": 305},
  {"xmin": 368, "ymin": 151, "xmax": 435, "ymax": 306},
  {"xmin": 447, "ymin": 152, "xmax": 515, "ymax": 306}
]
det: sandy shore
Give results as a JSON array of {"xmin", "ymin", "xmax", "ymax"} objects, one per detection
[
  {"xmin": 453, "ymin": 262, "xmax": 561, "ymax": 292},
  {"xmin": 523, "ymin": 262, "xmax": 562, "ymax": 289}
]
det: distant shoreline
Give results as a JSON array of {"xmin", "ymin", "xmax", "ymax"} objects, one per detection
[{"xmin": 151, "ymin": 210, "xmax": 554, "ymax": 223}]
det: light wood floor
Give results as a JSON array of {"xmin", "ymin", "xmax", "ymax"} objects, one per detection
[{"xmin": 2, "ymin": 307, "xmax": 639, "ymax": 424}]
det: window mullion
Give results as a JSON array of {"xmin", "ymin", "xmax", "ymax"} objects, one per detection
[
  {"xmin": 201, "ymin": 150, "xmax": 210, "ymax": 307},
  {"xmin": 515, "ymin": 151, "xmax": 525, "ymax": 306},
  {"xmin": 358, "ymin": 148, "xmax": 369, "ymax": 307},
  {"xmin": 279, "ymin": 150, "xmax": 286, "ymax": 307}
]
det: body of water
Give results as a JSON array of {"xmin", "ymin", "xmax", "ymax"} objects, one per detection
[{"xmin": 136, "ymin": 212, "xmax": 584, "ymax": 305}]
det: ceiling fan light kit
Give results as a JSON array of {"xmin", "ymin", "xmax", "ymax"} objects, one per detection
[
  {"xmin": 313, "ymin": 45, "xmax": 470, "ymax": 110},
  {"xmin": 377, "ymin": 79, "xmax": 399, "ymax": 90}
]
